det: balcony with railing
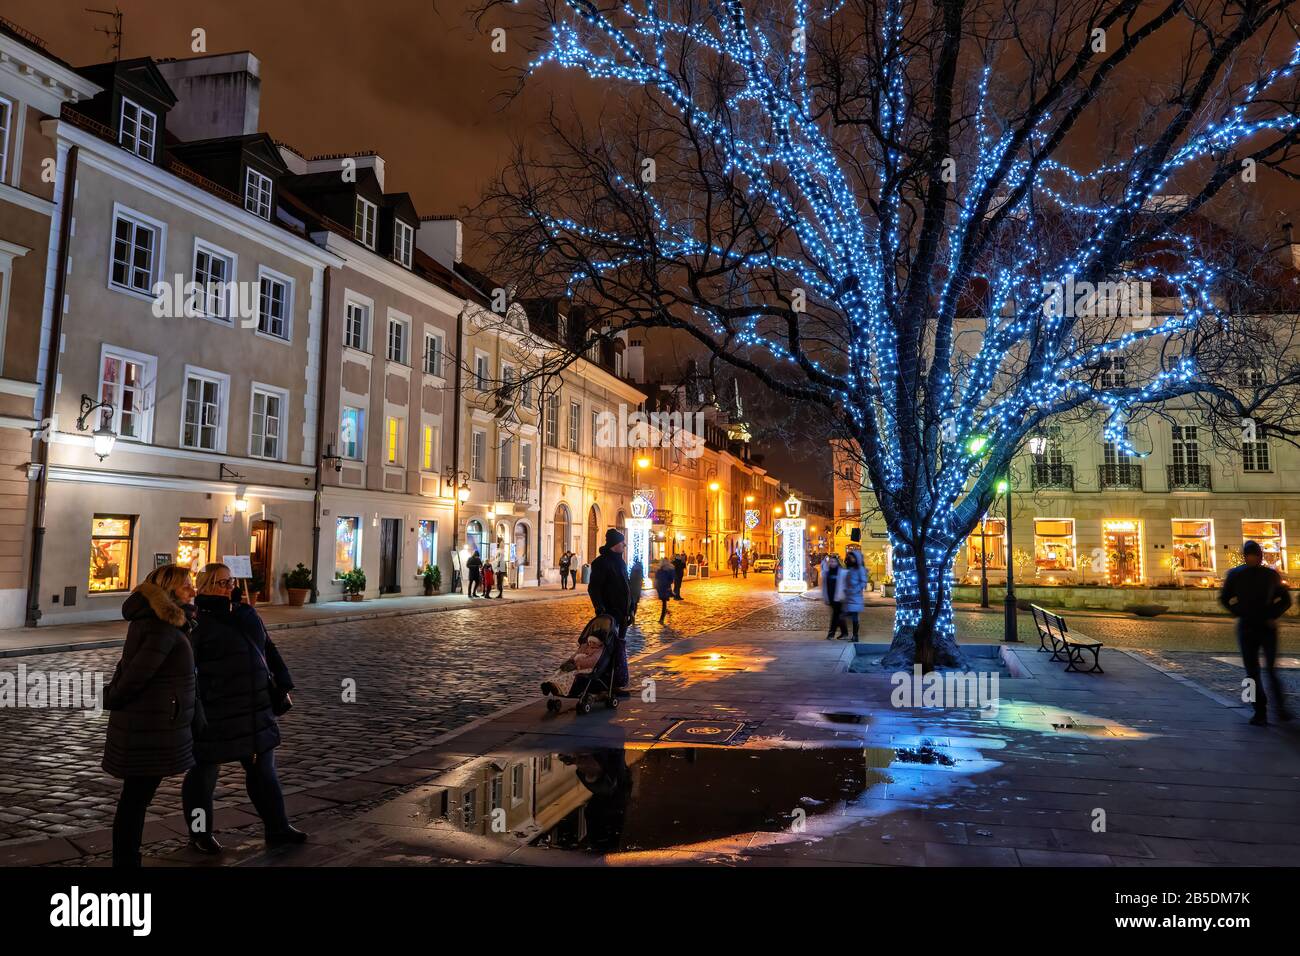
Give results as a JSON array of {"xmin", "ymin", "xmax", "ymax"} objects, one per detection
[
  {"xmin": 1098, "ymin": 463, "xmax": 1143, "ymax": 490},
  {"xmin": 1030, "ymin": 462, "xmax": 1074, "ymax": 491},
  {"xmin": 495, "ymin": 476, "xmax": 531, "ymax": 504},
  {"xmin": 1167, "ymin": 463, "xmax": 1212, "ymax": 491}
]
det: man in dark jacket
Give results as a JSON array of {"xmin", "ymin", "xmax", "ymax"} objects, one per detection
[
  {"xmin": 466, "ymin": 550, "xmax": 483, "ymax": 597},
  {"xmin": 671, "ymin": 553, "xmax": 687, "ymax": 600},
  {"xmin": 588, "ymin": 529, "xmax": 631, "ymax": 693},
  {"xmin": 1220, "ymin": 540, "xmax": 1292, "ymax": 725}
]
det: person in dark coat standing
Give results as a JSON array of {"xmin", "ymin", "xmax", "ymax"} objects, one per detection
[
  {"xmin": 1220, "ymin": 540, "xmax": 1293, "ymax": 725},
  {"xmin": 587, "ymin": 529, "xmax": 631, "ymax": 692},
  {"xmin": 628, "ymin": 558, "xmax": 644, "ymax": 626},
  {"xmin": 671, "ymin": 553, "xmax": 687, "ymax": 600},
  {"xmin": 558, "ymin": 550, "xmax": 572, "ymax": 590},
  {"xmin": 181, "ymin": 563, "xmax": 304, "ymax": 853},
  {"xmin": 103, "ymin": 565, "xmax": 199, "ymax": 868},
  {"xmin": 654, "ymin": 559, "xmax": 675, "ymax": 624},
  {"xmin": 466, "ymin": 549, "xmax": 483, "ymax": 597}
]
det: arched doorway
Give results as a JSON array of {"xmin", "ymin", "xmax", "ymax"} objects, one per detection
[
  {"xmin": 553, "ymin": 504, "xmax": 570, "ymax": 566},
  {"xmin": 249, "ymin": 519, "xmax": 275, "ymax": 603},
  {"xmin": 494, "ymin": 520, "xmax": 509, "ymax": 560},
  {"xmin": 587, "ymin": 504, "xmax": 600, "ymax": 559},
  {"xmin": 466, "ymin": 519, "xmax": 485, "ymax": 559},
  {"xmin": 514, "ymin": 521, "xmax": 530, "ymax": 568}
]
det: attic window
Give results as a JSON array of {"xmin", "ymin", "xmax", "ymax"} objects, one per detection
[
  {"xmin": 394, "ymin": 219, "xmax": 414, "ymax": 268},
  {"xmin": 119, "ymin": 98, "xmax": 157, "ymax": 162},
  {"xmin": 354, "ymin": 197, "xmax": 377, "ymax": 250},
  {"xmin": 244, "ymin": 168, "xmax": 273, "ymax": 220}
]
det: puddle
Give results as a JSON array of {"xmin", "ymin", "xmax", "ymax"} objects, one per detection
[
  {"xmin": 892, "ymin": 744, "xmax": 956, "ymax": 766},
  {"xmin": 820, "ymin": 712, "xmax": 870, "ymax": 724}
]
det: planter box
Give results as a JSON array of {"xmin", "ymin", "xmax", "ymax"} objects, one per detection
[{"xmin": 344, "ymin": 593, "xmax": 364, "ymax": 603}]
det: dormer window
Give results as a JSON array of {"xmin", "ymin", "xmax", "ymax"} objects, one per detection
[
  {"xmin": 394, "ymin": 220, "xmax": 414, "ymax": 269},
  {"xmin": 556, "ymin": 312, "xmax": 568, "ymax": 344},
  {"xmin": 354, "ymin": 197, "xmax": 377, "ymax": 250},
  {"xmin": 244, "ymin": 168, "xmax": 273, "ymax": 221},
  {"xmin": 119, "ymin": 98, "xmax": 157, "ymax": 161}
]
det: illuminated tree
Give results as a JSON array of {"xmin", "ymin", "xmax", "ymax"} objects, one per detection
[{"xmin": 480, "ymin": 0, "xmax": 1300, "ymax": 667}]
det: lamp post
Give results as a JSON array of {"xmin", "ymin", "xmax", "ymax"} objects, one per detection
[
  {"xmin": 707, "ymin": 480, "xmax": 720, "ymax": 571},
  {"xmin": 980, "ymin": 517, "xmax": 990, "ymax": 608},
  {"xmin": 998, "ymin": 475, "xmax": 1020, "ymax": 642}
]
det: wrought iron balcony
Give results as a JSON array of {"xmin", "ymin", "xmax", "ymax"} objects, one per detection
[
  {"xmin": 651, "ymin": 509, "xmax": 672, "ymax": 525},
  {"xmin": 1098, "ymin": 463, "xmax": 1143, "ymax": 490},
  {"xmin": 1030, "ymin": 462, "xmax": 1074, "ymax": 491},
  {"xmin": 1167, "ymin": 463, "xmax": 1211, "ymax": 490},
  {"xmin": 495, "ymin": 476, "xmax": 530, "ymax": 503}
]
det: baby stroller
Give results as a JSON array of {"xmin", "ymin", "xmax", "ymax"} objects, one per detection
[{"xmin": 544, "ymin": 614, "xmax": 621, "ymax": 715}]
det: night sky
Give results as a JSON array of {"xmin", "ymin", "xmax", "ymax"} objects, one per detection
[{"xmin": 9, "ymin": 1, "xmax": 1297, "ymax": 499}]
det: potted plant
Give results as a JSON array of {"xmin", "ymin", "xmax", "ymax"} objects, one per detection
[
  {"xmin": 422, "ymin": 563, "xmax": 441, "ymax": 596},
  {"xmin": 285, "ymin": 563, "xmax": 313, "ymax": 607},
  {"xmin": 248, "ymin": 572, "xmax": 266, "ymax": 605},
  {"xmin": 341, "ymin": 568, "xmax": 366, "ymax": 602},
  {"xmin": 882, "ymin": 576, "xmax": 895, "ymax": 598}
]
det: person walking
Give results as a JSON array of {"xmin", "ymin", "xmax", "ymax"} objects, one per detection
[
  {"xmin": 182, "ymin": 564, "xmax": 304, "ymax": 853},
  {"xmin": 103, "ymin": 565, "xmax": 200, "ymax": 868},
  {"xmin": 741, "ymin": 550, "xmax": 749, "ymax": 579},
  {"xmin": 466, "ymin": 549, "xmax": 483, "ymax": 597},
  {"xmin": 820, "ymin": 553, "xmax": 847, "ymax": 640},
  {"xmin": 839, "ymin": 551, "xmax": 868, "ymax": 641},
  {"xmin": 672, "ymin": 553, "xmax": 687, "ymax": 600},
  {"xmin": 628, "ymin": 558, "xmax": 644, "ymax": 625},
  {"xmin": 1221, "ymin": 540, "xmax": 1292, "ymax": 725},
  {"xmin": 587, "ymin": 529, "xmax": 631, "ymax": 694},
  {"xmin": 493, "ymin": 548, "xmax": 508, "ymax": 598},
  {"xmin": 654, "ymin": 558, "xmax": 676, "ymax": 624},
  {"xmin": 729, "ymin": 551, "xmax": 740, "ymax": 578}
]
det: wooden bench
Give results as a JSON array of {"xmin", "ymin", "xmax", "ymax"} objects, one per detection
[{"xmin": 1030, "ymin": 604, "xmax": 1104, "ymax": 674}]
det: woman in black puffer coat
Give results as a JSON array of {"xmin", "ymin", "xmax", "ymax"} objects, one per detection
[
  {"xmin": 103, "ymin": 565, "xmax": 199, "ymax": 868},
  {"xmin": 180, "ymin": 562, "xmax": 305, "ymax": 853}
]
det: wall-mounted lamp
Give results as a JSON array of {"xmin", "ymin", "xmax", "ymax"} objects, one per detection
[
  {"xmin": 76, "ymin": 394, "xmax": 116, "ymax": 461},
  {"xmin": 233, "ymin": 496, "xmax": 249, "ymax": 513}
]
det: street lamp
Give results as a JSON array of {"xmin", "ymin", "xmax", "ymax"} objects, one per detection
[
  {"xmin": 771, "ymin": 504, "xmax": 782, "ymax": 555},
  {"xmin": 707, "ymin": 480, "xmax": 720, "ymax": 571},
  {"xmin": 997, "ymin": 475, "xmax": 1020, "ymax": 642},
  {"xmin": 76, "ymin": 394, "xmax": 116, "ymax": 461}
]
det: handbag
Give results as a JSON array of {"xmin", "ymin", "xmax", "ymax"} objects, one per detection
[{"xmin": 237, "ymin": 620, "xmax": 293, "ymax": 716}]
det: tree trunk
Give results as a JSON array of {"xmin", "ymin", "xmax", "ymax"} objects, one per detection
[{"xmin": 880, "ymin": 539, "xmax": 967, "ymax": 671}]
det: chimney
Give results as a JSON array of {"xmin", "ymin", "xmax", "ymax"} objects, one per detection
[
  {"xmin": 417, "ymin": 216, "xmax": 462, "ymax": 268},
  {"xmin": 156, "ymin": 52, "xmax": 261, "ymax": 141}
]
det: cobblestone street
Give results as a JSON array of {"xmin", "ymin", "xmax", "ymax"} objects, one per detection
[
  {"xmin": 4, "ymin": 575, "xmax": 1298, "ymax": 848},
  {"xmin": 0, "ymin": 574, "xmax": 783, "ymax": 844}
]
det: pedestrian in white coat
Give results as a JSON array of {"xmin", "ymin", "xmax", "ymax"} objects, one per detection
[
  {"xmin": 493, "ymin": 550, "xmax": 508, "ymax": 598},
  {"xmin": 820, "ymin": 553, "xmax": 846, "ymax": 640}
]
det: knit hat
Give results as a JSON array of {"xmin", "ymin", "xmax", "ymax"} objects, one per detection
[{"xmin": 605, "ymin": 528, "xmax": 626, "ymax": 547}]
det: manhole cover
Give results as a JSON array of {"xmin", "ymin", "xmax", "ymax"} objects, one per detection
[{"xmin": 660, "ymin": 719, "xmax": 745, "ymax": 744}]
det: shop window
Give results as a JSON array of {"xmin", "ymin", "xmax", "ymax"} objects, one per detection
[
  {"xmin": 966, "ymin": 518, "xmax": 1005, "ymax": 570},
  {"xmin": 89, "ymin": 515, "xmax": 134, "ymax": 593},
  {"xmin": 1242, "ymin": 519, "xmax": 1286, "ymax": 572},
  {"xmin": 1033, "ymin": 518, "xmax": 1075, "ymax": 571},
  {"xmin": 1102, "ymin": 519, "xmax": 1143, "ymax": 584},
  {"xmin": 177, "ymin": 520, "xmax": 212, "ymax": 573},
  {"xmin": 417, "ymin": 519, "xmax": 437, "ymax": 570},
  {"xmin": 335, "ymin": 516, "xmax": 361, "ymax": 576},
  {"xmin": 1171, "ymin": 519, "xmax": 1214, "ymax": 573}
]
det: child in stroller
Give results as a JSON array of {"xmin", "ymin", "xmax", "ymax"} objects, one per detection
[{"xmin": 541, "ymin": 614, "xmax": 621, "ymax": 714}]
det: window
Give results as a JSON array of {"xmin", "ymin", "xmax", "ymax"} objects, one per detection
[
  {"xmin": 1238, "ymin": 367, "xmax": 1265, "ymax": 388},
  {"xmin": 257, "ymin": 270, "xmax": 291, "ymax": 340},
  {"xmin": 499, "ymin": 436, "xmax": 512, "ymax": 478},
  {"xmin": 0, "ymin": 97, "xmax": 11, "ymax": 183},
  {"xmin": 181, "ymin": 368, "xmax": 227, "ymax": 451},
  {"xmin": 394, "ymin": 220, "xmax": 414, "ymax": 268},
  {"xmin": 417, "ymin": 519, "xmax": 438, "ymax": 570},
  {"xmin": 1101, "ymin": 519, "xmax": 1143, "ymax": 585},
  {"xmin": 1033, "ymin": 518, "xmax": 1075, "ymax": 571},
  {"xmin": 520, "ymin": 441, "xmax": 532, "ymax": 487},
  {"xmin": 118, "ymin": 98, "xmax": 157, "ymax": 161},
  {"xmin": 424, "ymin": 332, "xmax": 444, "ymax": 377},
  {"xmin": 1103, "ymin": 441, "xmax": 1134, "ymax": 466},
  {"xmin": 1171, "ymin": 425, "xmax": 1200, "ymax": 466},
  {"xmin": 340, "ymin": 406, "xmax": 365, "ymax": 460},
  {"xmin": 1171, "ymin": 519, "xmax": 1214, "ymax": 573},
  {"xmin": 462, "ymin": 788, "xmax": 477, "ymax": 827},
  {"xmin": 965, "ymin": 518, "xmax": 1005, "ymax": 570},
  {"xmin": 501, "ymin": 364, "xmax": 516, "ymax": 400},
  {"xmin": 471, "ymin": 430, "xmax": 486, "ymax": 481},
  {"xmin": 514, "ymin": 522, "xmax": 529, "ymax": 566},
  {"xmin": 556, "ymin": 312, "xmax": 568, "ymax": 344},
  {"xmin": 490, "ymin": 774, "xmax": 503, "ymax": 812},
  {"xmin": 475, "ymin": 353, "xmax": 489, "ymax": 390},
  {"xmin": 89, "ymin": 515, "xmax": 134, "ymax": 593},
  {"xmin": 387, "ymin": 315, "xmax": 409, "ymax": 364},
  {"xmin": 250, "ymin": 385, "xmax": 286, "ymax": 460},
  {"xmin": 1243, "ymin": 519, "xmax": 1286, "ymax": 571},
  {"xmin": 1243, "ymin": 434, "xmax": 1271, "ymax": 472},
  {"xmin": 192, "ymin": 242, "xmax": 236, "ymax": 320},
  {"xmin": 354, "ymin": 197, "xmax": 377, "ymax": 249},
  {"xmin": 568, "ymin": 401, "xmax": 580, "ymax": 451},
  {"xmin": 177, "ymin": 520, "xmax": 212, "ymax": 573},
  {"xmin": 422, "ymin": 424, "xmax": 436, "ymax": 471},
  {"xmin": 344, "ymin": 300, "xmax": 370, "ymax": 351},
  {"xmin": 545, "ymin": 394, "xmax": 559, "ymax": 446},
  {"xmin": 244, "ymin": 167, "xmax": 273, "ymax": 220},
  {"xmin": 109, "ymin": 210, "xmax": 161, "ymax": 295},
  {"xmin": 591, "ymin": 410, "xmax": 600, "ymax": 458},
  {"xmin": 510, "ymin": 764, "xmax": 525, "ymax": 805},
  {"xmin": 520, "ymin": 378, "xmax": 532, "ymax": 408},
  {"xmin": 614, "ymin": 350, "xmax": 624, "ymax": 378},
  {"xmin": 386, "ymin": 416, "xmax": 404, "ymax": 465},
  {"xmin": 98, "ymin": 347, "xmax": 154, "ymax": 441},
  {"xmin": 1100, "ymin": 356, "xmax": 1126, "ymax": 389},
  {"xmin": 335, "ymin": 516, "xmax": 361, "ymax": 576}
]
